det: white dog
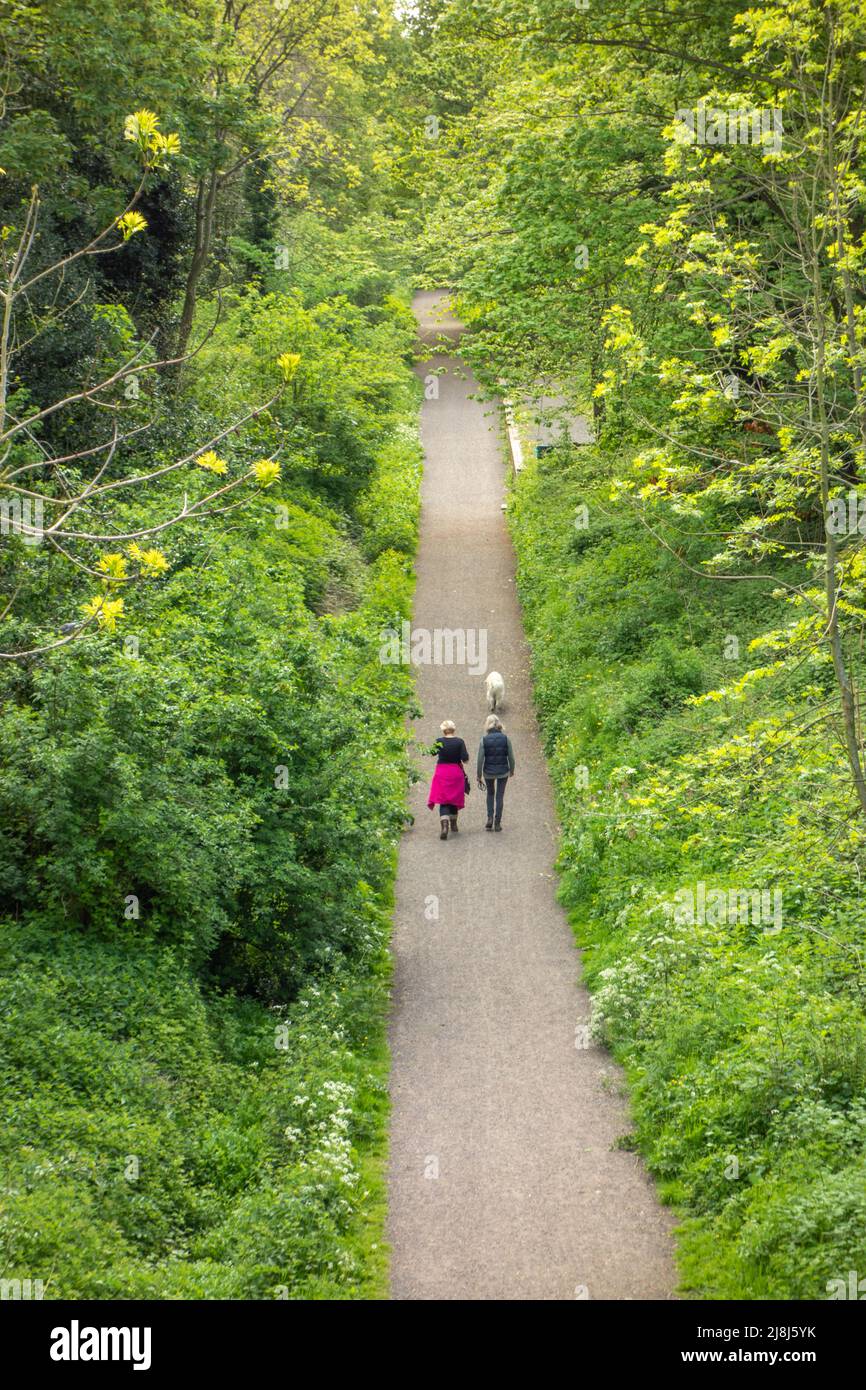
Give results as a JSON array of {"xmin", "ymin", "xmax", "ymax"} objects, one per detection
[{"xmin": 485, "ymin": 670, "xmax": 505, "ymax": 713}]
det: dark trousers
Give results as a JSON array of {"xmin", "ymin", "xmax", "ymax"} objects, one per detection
[
  {"xmin": 438, "ymin": 803, "xmax": 458, "ymax": 817},
  {"xmin": 485, "ymin": 776, "xmax": 507, "ymax": 824}
]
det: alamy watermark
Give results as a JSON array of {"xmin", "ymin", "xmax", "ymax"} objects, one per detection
[
  {"xmin": 379, "ymin": 621, "xmax": 487, "ymax": 675},
  {"xmin": 827, "ymin": 1271, "xmax": 866, "ymax": 1299},
  {"xmin": 826, "ymin": 491, "xmax": 866, "ymax": 536},
  {"xmin": 667, "ymin": 881, "xmax": 782, "ymax": 934},
  {"xmin": 675, "ymin": 101, "xmax": 783, "ymax": 154},
  {"xmin": 0, "ymin": 496, "xmax": 43, "ymax": 544},
  {"xmin": 1, "ymin": 1277, "xmax": 44, "ymax": 1299},
  {"xmin": 50, "ymin": 1323, "xmax": 151, "ymax": 1370}
]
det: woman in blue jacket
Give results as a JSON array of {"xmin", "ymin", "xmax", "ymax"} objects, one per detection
[{"xmin": 476, "ymin": 714, "xmax": 515, "ymax": 831}]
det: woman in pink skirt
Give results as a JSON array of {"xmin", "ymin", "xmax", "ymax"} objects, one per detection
[{"xmin": 427, "ymin": 719, "xmax": 470, "ymax": 840}]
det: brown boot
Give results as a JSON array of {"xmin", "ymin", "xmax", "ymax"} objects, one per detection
[
  {"xmin": 450, "ymin": 816, "xmax": 458, "ymax": 833},
  {"xmin": 439, "ymin": 817, "xmax": 449, "ymax": 840}
]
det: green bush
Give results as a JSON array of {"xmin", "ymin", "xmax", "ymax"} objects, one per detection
[
  {"xmin": 509, "ymin": 444, "xmax": 866, "ymax": 1299},
  {"xmin": 0, "ymin": 923, "xmax": 391, "ymax": 1298},
  {"xmin": 0, "ymin": 270, "xmax": 422, "ymax": 1298}
]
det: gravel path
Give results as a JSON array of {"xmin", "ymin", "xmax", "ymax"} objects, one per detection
[{"xmin": 386, "ymin": 290, "xmax": 677, "ymax": 1300}]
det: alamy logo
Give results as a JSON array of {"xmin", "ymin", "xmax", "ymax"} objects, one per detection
[
  {"xmin": 0, "ymin": 1277, "xmax": 44, "ymax": 1299},
  {"xmin": 379, "ymin": 620, "xmax": 487, "ymax": 675},
  {"xmin": 50, "ymin": 1321, "xmax": 152, "ymax": 1371},
  {"xmin": 826, "ymin": 492, "xmax": 866, "ymax": 536},
  {"xmin": 669, "ymin": 882, "xmax": 782, "ymax": 934},
  {"xmin": 827, "ymin": 1271, "xmax": 866, "ymax": 1299},
  {"xmin": 675, "ymin": 101, "xmax": 783, "ymax": 154},
  {"xmin": 0, "ymin": 496, "xmax": 43, "ymax": 544}
]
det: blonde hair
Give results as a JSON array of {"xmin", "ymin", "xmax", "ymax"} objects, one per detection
[
  {"xmin": 484, "ymin": 714, "xmax": 503, "ymax": 732},
  {"xmin": 440, "ymin": 719, "xmax": 456, "ymax": 735}
]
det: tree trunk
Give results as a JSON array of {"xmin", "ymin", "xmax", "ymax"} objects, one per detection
[
  {"xmin": 174, "ymin": 167, "xmax": 219, "ymax": 367},
  {"xmin": 815, "ymin": 286, "xmax": 866, "ymax": 816}
]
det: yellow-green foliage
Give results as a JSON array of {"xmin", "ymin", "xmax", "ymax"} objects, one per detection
[{"xmin": 510, "ymin": 446, "xmax": 866, "ymax": 1300}]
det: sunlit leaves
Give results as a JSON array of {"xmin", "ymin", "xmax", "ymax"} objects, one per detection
[
  {"xmin": 116, "ymin": 211, "xmax": 147, "ymax": 241},
  {"xmin": 127, "ymin": 543, "xmax": 169, "ymax": 577},
  {"xmin": 123, "ymin": 109, "xmax": 180, "ymax": 170},
  {"xmin": 277, "ymin": 352, "xmax": 301, "ymax": 382},
  {"xmin": 96, "ymin": 553, "xmax": 128, "ymax": 583},
  {"xmin": 81, "ymin": 595, "xmax": 125, "ymax": 631},
  {"xmin": 251, "ymin": 458, "xmax": 281, "ymax": 487},
  {"xmin": 194, "ymin": 451, "xmax": 228, "ymax": 476}
]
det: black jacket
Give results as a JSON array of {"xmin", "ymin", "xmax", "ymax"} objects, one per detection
[
  {"xmin": 435, "ymin": 735, "xmax": 469, "ymax": 764},
  {"xmin": 477, "ymin": 730, "xmax": 515, "ymax": 779}
]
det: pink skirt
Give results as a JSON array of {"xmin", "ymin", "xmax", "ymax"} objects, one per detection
[{"xmin": 427, "ymin": 761, "xmax": 466, "ymax": 810}]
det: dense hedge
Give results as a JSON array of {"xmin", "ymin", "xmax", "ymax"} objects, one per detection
[
  {"xmin": 0, "ymin": 286, "xmax": 422, "ymax": 1299},
  {"xmin": 509, "ymin": 443, "xmax": 866, "ymax": 1299}
]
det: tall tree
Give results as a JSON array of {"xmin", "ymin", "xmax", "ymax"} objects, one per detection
[{"xmin": 173, "ymin": 0, "xmax": 382, "ymax": 361}]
